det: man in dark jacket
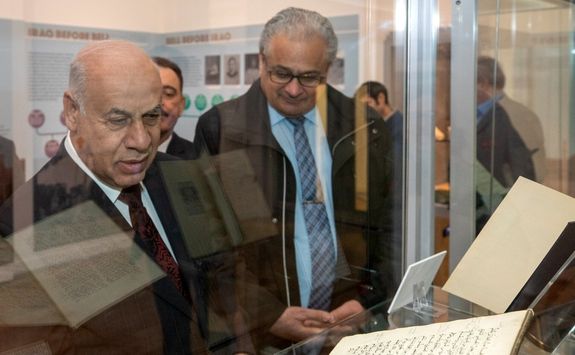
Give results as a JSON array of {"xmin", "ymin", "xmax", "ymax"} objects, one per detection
[
  {"xmin": 194, "ymin": 7, "xmax": 399, "ymax": 352},
  {"xmin": 0, "ymin": 40, "xmax": 216, "ymax": 354},
  {"xmin": 153, "ymin": 56, "xmax": 196, "ymax": 160}
]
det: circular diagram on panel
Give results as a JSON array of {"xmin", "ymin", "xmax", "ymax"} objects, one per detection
[
  {"xmin": 45, "ymin": 139, "xmax": 60, "ymax": 158},
  {"xmin": 28, "ymin": 109, "xmax": 46, "ymax": 128},
  {"xmin": 194, "ymin": 94, "xmax": 207, "ymax": 111},
  {"xmin": 211, "ymin": 94, "xmax": 224, "ymax": 107},
  {"xmin": 184, "ymin": 94, "xmax": 191, "ymax": 111}
]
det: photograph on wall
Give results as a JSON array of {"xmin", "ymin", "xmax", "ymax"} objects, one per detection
[
  {"xmin": 5, "ymin": 15, "xmax": 358, "ymax": 176},
  {"xmin": 224, "ymin": 54, "xmax": 240, "ymax": 85},
  {"xmin": 244, "ymin": 53, "xmax": 259, "ymax": 85},
  {"xmin": 205, "ymin": 55, "xmax": 221, "ymax": 85}
]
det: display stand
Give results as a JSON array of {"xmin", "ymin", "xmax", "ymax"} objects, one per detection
[
  {"xmin": 387, "ymin": 251, "xmax": 446, "ymax": 314},
  {"xmin": 403, "ymin": 281, "xmax": 447, "ymax": 317}
]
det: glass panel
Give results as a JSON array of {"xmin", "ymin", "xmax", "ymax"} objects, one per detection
[
  {"xmin": 0, "ymin": 1, "xmax": 408, "ymax": 353},
  {"xmin": 476, "ymin": 0, "xmax": 574, "ymax": 228},
  {"xmin": 473, "ymin": 0, "xmax": 575, "ymax": 352}
]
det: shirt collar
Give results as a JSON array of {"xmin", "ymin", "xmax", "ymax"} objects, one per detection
[
  {"xmin": 158, "ymin": 133, "xmax": 173, "ymax": 153},
  {"xmin": 268, "ymin": 105, "xmax": 317, "ymax": 127},
  {"xmin": 64, "ymin": 133, "xmax": 135, "ymax": 203},
  {"xmin": 384, "ymin": 109, "xmax": 398, "ymax": 122},
  {"xmin": 477, "ymin": 93, "xmax": 504, "ymax": 120}
]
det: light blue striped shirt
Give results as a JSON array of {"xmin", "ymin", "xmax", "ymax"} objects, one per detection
[{"xmin": 268, "ymin": 105, "xmax": 337, "ymax": 307}]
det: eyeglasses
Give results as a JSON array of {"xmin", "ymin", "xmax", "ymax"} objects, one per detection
[{"xmin": 267, "ymin": 69, "xmax": 325, "ymax": 88}]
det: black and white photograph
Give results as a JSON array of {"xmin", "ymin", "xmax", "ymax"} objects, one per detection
[
  {"xmin": 224, "ymin": 54, "xmax": 240, "ymax": 85},
  {"xmin": 204, "ymin": 55, "xmax": 221, "ymax": 85}
]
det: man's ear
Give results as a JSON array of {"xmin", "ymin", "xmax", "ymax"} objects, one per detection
[
  {"xmin": 258, "ymin": 53, "xmax": 265, "ymax": 77},
  {"xmin": 63, "ymin": 91, "xmax": 80, "ymax": 131}
]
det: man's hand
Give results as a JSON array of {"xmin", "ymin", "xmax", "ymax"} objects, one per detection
[
  {"xmin": 269, "ymin": 306, "xmax": 335, "ymax": 342},
  {"xmin": 301, "ymin": 299, "xmax": 365, "ymax": 329},
  {"xmin": 325, "ymin": 300, "xmax": 366, "ymax": 346},
  {"xmin": 330, "ymin": 299, "xmax": 364, "ymax": 322}
]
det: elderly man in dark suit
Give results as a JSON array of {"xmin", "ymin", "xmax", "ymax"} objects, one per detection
[
  {"xmin": 152, "ymin": 56, "xmax": 196, "ymax": 160},
  {"xmin": 194, "ymin": 7, "xmax": 398, "ymax": 352},
  {"xmin": 0, "ymin": 40, "xmax": 238, "ymax": 354}
]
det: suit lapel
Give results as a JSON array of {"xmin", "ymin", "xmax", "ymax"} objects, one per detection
[
  {"xmin": 166, "ymin": 133, "xmax": 185, "ymax": 157},
  {"xmin": 219, "ymin": 80, "xmax": 283, "ymax": 152},
  {"xmin": 55, "ymin": 147, "xmax": 196, "ymax": 321},
  {"xmin": 142, "ymin": 157, "xmax": 198, "ymax": 319}
]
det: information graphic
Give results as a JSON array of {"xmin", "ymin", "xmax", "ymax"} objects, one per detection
[{"xmin": 1, "ymin": 15, "xmax": 358, "ymax": 176}]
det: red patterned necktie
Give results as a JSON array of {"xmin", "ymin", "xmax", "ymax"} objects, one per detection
[{"xmin": 119, "ymin": 185, "xmax": 190, "ymax": 301}]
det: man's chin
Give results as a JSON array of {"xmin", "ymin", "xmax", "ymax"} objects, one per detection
[
  {"xmin": 112, "ymin": 171, "xmax": 147, "ymax": 189},
  {"xmin": 277, "ymin": 101, "xmax": 314, "ymax": 118}
]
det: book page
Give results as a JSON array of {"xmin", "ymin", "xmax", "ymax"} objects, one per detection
[
  {"xmin": 443, "ymin": 177, "xmax": 575, "ymax": 313},
  {"xmin": 212, "ymin": 150, "xmax": 278, "ymax": 243},
  {"xmin": 6, "ymin": 201, "xmax": 164, "ymax": 328},
  {"xmin": 330, "ymin": 310, "xmax": 531, "ymax": 355},
  {"xmin": 158, "ymin": 159, "xmax": 243, "ymax": 258},
  {"xmin": 0, "ymin": 259, "xmax": 67, "ymax": 326}
]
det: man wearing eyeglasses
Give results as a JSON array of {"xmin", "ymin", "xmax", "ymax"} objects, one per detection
[{"xmin": 194, "ymin": 7, "xmax": 397, "ymax": 352}]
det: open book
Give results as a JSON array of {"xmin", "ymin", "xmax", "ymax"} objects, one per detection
[{"xmin": 330, "ymin": 309, "xmax": 533, "ymax": 355}]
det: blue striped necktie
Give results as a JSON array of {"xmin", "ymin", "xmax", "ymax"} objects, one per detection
[{"xmin": 287, "ymin": 117, "xmax": 336, "ymax": 310}]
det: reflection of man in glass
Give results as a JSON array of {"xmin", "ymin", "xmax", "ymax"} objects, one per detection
[
  {"xmin": 475, "ymin": 56, "xmax": 535, "ymax": 232},
  {"xmin": 478, "ymin": 56, "xmax": 546, "ymax": 183},
  {"xmin": 224, "ymin": 56, "xmax": 240, "ymax": 85},
  {"xmin": 194, "ymin": 7, "xmax": 396, "ymax": 352},
  {"xmin": 476, "ymin": 57, "xmax": 535, "ymax": 188}
]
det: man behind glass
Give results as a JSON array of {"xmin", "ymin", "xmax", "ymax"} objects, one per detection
[
  {"xmin": 0, "ymin": 40, "xmax": 212, "ymax": 353},
  {"xmin": 194, "ymin": 7, "xmax": 399, "ymax": 352},
  {"xmin": 152, "ymin": 56, "xmax": 196, "ymax": 160}
]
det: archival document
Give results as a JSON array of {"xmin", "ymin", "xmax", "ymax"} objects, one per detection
[
  {"xmin": 331, "ymin": 310, "xmax": 533, "ymax": 355},
  {"xmin": 443, "ymin": 177, "xmax": 575, "ymax": 313},
  {"xmin": 0, "ymin": 201, "xmax": 164, "ymax": 328}
]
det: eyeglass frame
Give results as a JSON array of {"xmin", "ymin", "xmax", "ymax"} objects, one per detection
[
  {"xmin": 261, "ymin": 55, "xmax": 327, "ymax": 88},
  {"xmin": 267, "ymin": 69, "xmax": 326, "ymax": 88}
]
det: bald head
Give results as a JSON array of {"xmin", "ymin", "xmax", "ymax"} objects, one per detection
[
  {"xmin": 63, "ymin": 40, "xmax": 163, "ymax": 188},
  {"xmin": 69, "ymin": 40, "xmax": 160, "ymax": 114}
]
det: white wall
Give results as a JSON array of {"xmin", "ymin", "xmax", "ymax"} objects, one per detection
[
  {"xmin": 0, "ymin": 0, "xmax": 165, "ymax": 32},
  {"xmin": 0, "ymin": 0, "xmax": 382, "ymax": 32}
]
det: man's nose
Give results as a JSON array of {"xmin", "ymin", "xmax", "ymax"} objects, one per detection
[
  {"xmin": 125, "ymin": 120, "xmax": 152, "ymax": 151},
  {"xmin": 284, "ymin": 78, "xmax": 304, "ymax": 97}
]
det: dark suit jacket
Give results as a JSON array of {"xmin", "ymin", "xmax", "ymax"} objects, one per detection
[
  {"xmin": 194, "ymin": 80, "xmax": 398, "ymax": 351},
  {"xmin": 0, "ymin": 144, "xmax": 210, "ymax": 354},
  {"xmin": 477, "ymin": 103, "xmax": 535, "ymax": 187},
  {"xmin": 167, "ymin": 132, "xmax": 197, "ymax": 160}
]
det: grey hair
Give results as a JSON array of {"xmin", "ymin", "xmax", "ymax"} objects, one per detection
[
  {"xmin": 68, "ymin": 58, "xmax": 87, "ymax": 115},
  {"xmin": 259, "ymin": 7, "xmax": 338, "ymax": 66}
]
